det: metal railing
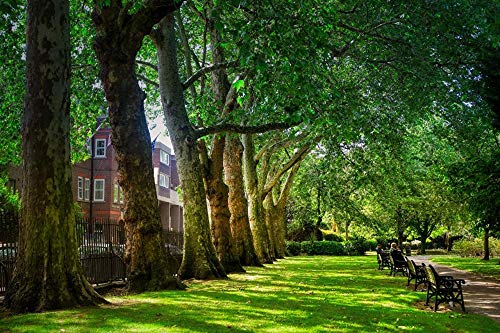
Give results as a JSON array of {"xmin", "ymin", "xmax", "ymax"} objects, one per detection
[{"xmin": 0, "ymin": 213, "xmax": 184, "ymax": 295}]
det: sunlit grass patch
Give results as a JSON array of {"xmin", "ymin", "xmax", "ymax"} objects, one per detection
[{"xmin": 1, "ymin": 255, "xmax": 498, "ymax": 332}]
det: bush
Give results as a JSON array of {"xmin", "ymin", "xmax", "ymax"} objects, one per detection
[
  {"xmin": 286, "ymin": 241, "xmax": 345, "ymax": 256},
  {"xmin": 0, "ymin": 184, "xmax": 20, "ymax": 215},
  {"xmin": 344, "ymin": 235, "xmax": 369, "ymax": 255},
  {"xmin": 453, "ymin": 238, "xmax": 500, "ymax": 258},
  {"xmin": 366, "ymin": 239, "xmax": 378, "ymax": 251},
  {"xmin": 323, "ymin": 232, "xmax": 344, "ymax": 242},
  {"xmin": 286, "ymin": 241, "xmax": 302, "ymax": 256}
]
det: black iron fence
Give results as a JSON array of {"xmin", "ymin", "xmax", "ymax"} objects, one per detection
[
  {"xmin": 0, "ymin": 213, "xmax": 184, "ymax": 295},
  {"xmin": 76, "ymin": 218, "xmax": 127, "ymax": 285},
  {"xmin": 0, "ymin": 211, "xmax": 17, "ymax": 295}
]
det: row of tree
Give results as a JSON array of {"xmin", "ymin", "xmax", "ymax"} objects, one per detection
[{"xmin": 1, "ymin": 0, "xmax": 497, "ymax": 313}]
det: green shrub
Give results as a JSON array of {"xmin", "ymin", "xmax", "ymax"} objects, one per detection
[
  {"xmin": 0, "ymin": 183, "xmax": 20, "ymax": 215},
  {"xmin": 323, "ymin": 233, "xmax": 344, "ymax": 242},
  {"xmin": 344, "ymin": 235, "xmax": 369, "ymax": 255},
  {"xmin": 300, "ymin": 241, "xmax": 314, "ymax": 255},
  {"xmin": 366, "ymin": 239, "xmax": 378, "ymax": 251},
  {"xmin": 453, "ymin": 238, "xmax": 483, "ymax": 257},
  {"xmin": 286, "ymin": 241, "xmax": 302, "ymax": 256},
  {"xmin": 453, "ymin": 238, "xmax": 500, "ymax": 257},
  {"xmin": 286, "ymin": 241, "xmax": 345, "ymax": 256}
]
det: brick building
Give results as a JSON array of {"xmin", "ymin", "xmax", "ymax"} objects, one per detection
[{"xmin": 9, "ymin": 127, "xmax": 184, "ymax": 233}]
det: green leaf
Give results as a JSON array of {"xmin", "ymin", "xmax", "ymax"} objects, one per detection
[{"xmin": 233, "ymin": 79, "xmax": 245, "ymax": 92}]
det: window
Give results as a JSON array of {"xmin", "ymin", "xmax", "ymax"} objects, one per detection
[
  {"xmin": 160, "ymin": 150, "xmax": 170, "ymax": 165},
  {"xmin": 113, "ymin": 182, "xmax": 119, "ymax": 203},
  {"xmin": 95, "ymin": 139, "xmax": 106, "ymax": 158},
  {"xmin": 113, "ymin": 181, "xmax": 125, "ymax": 204},
  {"xmin": 84, "ymin": 178, "xmax": 90, "ymax": 201},
  {"xmin": 94, "ymin": 179, "xmax": 105, "ymax": 202},
  {"xmin": 159, "ymin": 173, "xmax": 169, "ymax": 188},
  {"xmin": 77, "ymin": 177, "xmax": 83, "ymax": 200}
]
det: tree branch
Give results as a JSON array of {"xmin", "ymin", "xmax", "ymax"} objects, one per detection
[
  {"xmin": 261, "ymin": 142, "xmax": 314, "ymax": 201},
  {"xmin": 194, "ymin": 120, "xmax": 301, "ymax": 139},
  {"xmin": 136, "ymin": 59, "xmax": 158, "ymax": 72},
  {"xmin": 137, "ymin": 74, "xmax": 159, "ymax": 88},
  {"xmin": 182, "ymin": 61, "xmax": 238, "ymax": 90}
]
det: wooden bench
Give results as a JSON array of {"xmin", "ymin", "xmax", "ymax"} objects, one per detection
[
  {"xmin": 405, "ymin": 257, "xmax": 426, "ymax": 290},
  {"xmin": 377, "ymin": 251, "xmax": 391, "ymax": 270},
  {"xmin": 389, "ymin": 252, "xmax": 407, "ymax": 276},
  {"xmin": 424, "ymin": 264, "xmax": 466, "ymax": 312}
]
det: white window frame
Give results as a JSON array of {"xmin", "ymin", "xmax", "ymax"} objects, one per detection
[
  {"xmin": 94, "ymin": 179, "xmax": 105, "ymax": 202},
  {"xmin": 113, "ymin": 182, "xmax": 119, "ymax": 203},
  {"xmin": 77, "ymin": 177, "xmax": 83, "ymax": 200},
  {"xmin": 160, "ymin": 150, "xmax": 170, "ymax": 165},
  {"xmin": 95, "ymin": 138, "xmax": 106, "ymax": 158},
  {"xmin": 84, "ymin": 178, "xmax": 90, "ymax": 201},
  {"xmin": 159, "ymin": 173, "xmax": 169, "ymax": 188}
]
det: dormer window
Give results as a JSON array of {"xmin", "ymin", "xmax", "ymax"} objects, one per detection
[
  {"xmin": 160, "ymin": 150, "xmax": 170, "ymax": 165},
  {"xmin": 95, "ymin": 139, "xmax": 106, "ymax": 158}
]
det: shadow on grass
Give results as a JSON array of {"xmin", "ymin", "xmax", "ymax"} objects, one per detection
[{"xmin": 1, "ymin": 256, "xmax": 498, "ymax": 332}]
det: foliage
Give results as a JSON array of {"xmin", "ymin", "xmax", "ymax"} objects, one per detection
[
  {"xmin": 0, "ymin": 180, "xmax": 20, "ymax": 214},
  {"xmin": 452, "ymin": 238, "xmax": 500, "ymax": 258},
  {"xmin": 1, "ymin": 256, "xmax": 498, "ymax": 332},
  {"xmin": 322, "ymin": 231, "xmax": 344, "ymax": 243},
  {"xmin": 286, "ymin": 241, "xmax": 345, "ymax": 256},
  {"xmin": 286, "ymin": 241, "xmax": 302, "ymax": 256},
  {"xmin": 343, "ymin": 235, "xmax": 369, "ymax": 256},
  {"xmin": 365, "ymin": 239, "xmax": 378, "ymax": 251}
]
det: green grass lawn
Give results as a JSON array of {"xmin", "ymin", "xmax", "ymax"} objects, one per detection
[
  {"xmin": 430, "ymin": 255, "xmax": 500, "ymax": 280},
  {"xmin": 1, "ymin": 256, "xmax": 498, "ymax": 332}
]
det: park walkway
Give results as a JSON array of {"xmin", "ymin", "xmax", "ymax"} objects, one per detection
[{"xmin": 414, "ymin": 255, "xmax": 500, "ymax": 323}]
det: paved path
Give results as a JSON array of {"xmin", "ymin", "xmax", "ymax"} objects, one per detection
[{"xmin": 412, "ymin": 255, "xmax": 500, "ymax": 323}]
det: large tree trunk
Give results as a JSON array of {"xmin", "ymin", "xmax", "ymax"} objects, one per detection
[
  {"xmin": 263, "ymin": 194, "xmax": 279, "ymax": 259},
  {"xmin": 224, "ymin": 136, "xmax": 262, "ymax": 266},
  {"xmin": 153, "ymin": 15, "xmax": 226, "ymax": 279},
  {"xmin": 242, "ymin": 134, "xmax": 273, "ymax": 263},
  {"xmin": 200, "ymin": 139, "xmax": 244, "ymax": 273},
  {"xmin": 483, "ymin": 225, "xmax": 490, "ymax": 260},
  {"xmin": 418, "ymin": 219, "xmax": 429, "ymax": 255},
  {"xmin": 275, "ymin": 163, "xmax": 301, "ymax": 257},
  {"xmin": 5, "ymin": 0, "xmax": 105, "ymax": 312},
  {"xmin": 198, "ymin": 7, "xmax": 244, "ymax": 274},
  {"xmin": 92, "ymin": 2, "xmax": 183, "ymax": 292}
]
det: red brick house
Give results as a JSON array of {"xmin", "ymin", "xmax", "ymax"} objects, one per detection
[
  {"xmin": 72, "ymin": 127, "xmax": 184, "ymax": 232},
  {"xmin": 9, "ymin": 127, "xmax": 184, "ymax": 233}
]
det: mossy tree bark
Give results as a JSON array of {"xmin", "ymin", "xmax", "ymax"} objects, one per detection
[
  {"xmin": 5, "ymin": 0, "xmax": 105, "ymax": 312},
  {"xmin": 264, "ymin": 163, "xmax": 302, "ymax": 258},
  {"xmin": 92, "ymin": 0, "xmax": 184, "ymax": 292},
  {"xmin": 197, "ymin": 5, "xmax": 244, "ymax": 274},
  {"xmin": 223, "ymin": 136, "xmax": 262, "ymax": 266},
  {"xmin": 242, "ymin": 134, "xmax": 273, "ymax": 263},
  {"xmin": 152, "ymin": 14, "xmax": 226, "ymax": 279},
  {"xmin": 200, "ymin": 138, "xmax": 245, "ymax": 273},
  {"xmin": 247, "ymin": 133, "xmax": 314, "ymax": 262}
]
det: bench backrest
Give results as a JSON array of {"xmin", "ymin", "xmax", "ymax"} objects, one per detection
[
  {"xmin": 406, "ymin": 257, "xmax": 416, "ymax": 275},
  {"xmin": 424, "ymin": 265, "xmax": 438, "ymax": 286}
]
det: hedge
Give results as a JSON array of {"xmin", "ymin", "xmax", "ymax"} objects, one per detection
[{"xmin": 286, "ymin": 241, "xmax": 352, "ymax": 256}]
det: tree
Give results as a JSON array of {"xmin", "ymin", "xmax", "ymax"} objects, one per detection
[
  {"xmin": 152, "ymin": 13, "xmax": 226, "ymax": 279},
  {"xmin": 91, "ymin": 0, "xmax": 184, "ymax": 292},
  {"xmin": 223, "ymin": 134, "xmax": 261, "ymax": 266},
  {"xmin": 5, "ymin": 0, "xmax": 105, "ymax": 312}
]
